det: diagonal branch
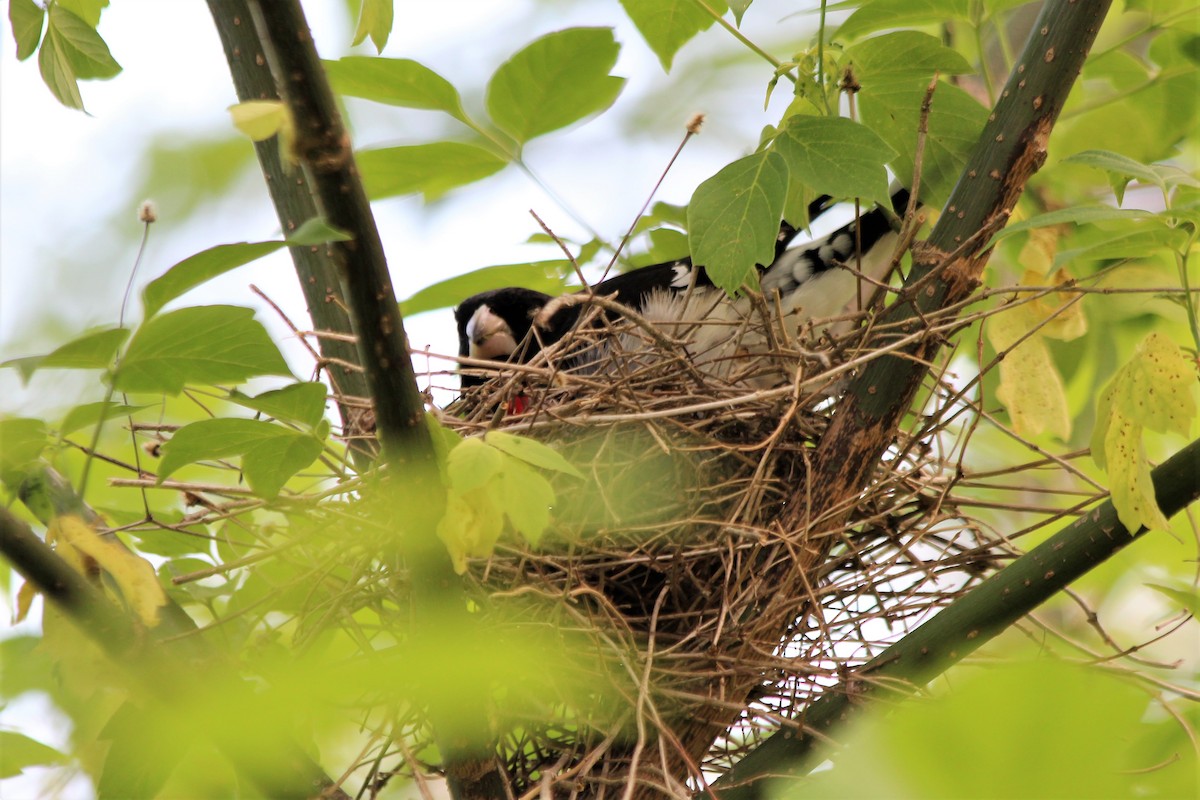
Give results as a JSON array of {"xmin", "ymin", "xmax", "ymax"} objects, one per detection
[
  {"xmin": 207, "ymin": 0, "xmax": 372, "ymax": 447},
  {"xmin": 708, "ymin": 436, "xmax": 1200, "ymax": 796},
  {"xmin": 242, "ymin": 0, "xmax": 432, "ymax": 465}
]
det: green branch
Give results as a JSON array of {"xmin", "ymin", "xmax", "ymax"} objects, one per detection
[
  {"xmin": 707, "ymin": 436, "xmax": 1200, "ymax": 796},
  {"xmin": 206, "ymin": 0, "xmax": 371, "ymax": 451}
]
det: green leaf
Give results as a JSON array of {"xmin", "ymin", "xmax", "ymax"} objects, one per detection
[
  {"xmin": 142, "ymin": 241, "xmax": 285, "ymax": 318},
  {"xmin": 56, "ymin": 0, "xmax": 107, "ymax": 28},
  {"xmin": 1053, "ymin": 225, "xmax": 1188, "ymax": 267},
  {"xmin": 845, "ymin": 31, "xmax": 973, "ymax": 79},
  {"xmin": 358, "ymin": 142, "xmax": 508, "ymax": 201},
  {"xmin": 773, "ymin": 116, "xmax": 895, "ymax": 206},
  {"xmin": 619, "ymin": 0, "xmax": 727, "ymax": 72},
  {"xmin": 859, "ymin": 76, "xmax": 987, "ymax": 206},
  {"xmin": 446, "ymin": 437, "xmax": 504, "ymax": 493},
  {"xmin": 287, "ymin": 217, "xmax": 353, "ymax": 246},
  {"xmin": 994, "ymin": 206, "xmax": 1158, "ymax": 241},
  {"xmin": 486, "ymin": 27, "xmax": 626, "ymax": 145},
  {"xmin": 1146, "ymin": 582, "xmax": 1200, "ymax": 616},
  {"xmin": 0, "ymin": 418, "xmax": 49, "ymax": 482},
  {"xmin": 728, "ymin": 0, "xmax": 753, "ymax": 26},
  {"xmin": 498, "ymin": 458, "xmax": 555, "ymax": 546},
  {"xmin": 1, "ymin": 326, "xmax": 128, "ymax": 380},
  {"xmin": 324, "ymin": 56, "xmax": 466, "ymax": 122},
  {"xmin": 0, "ymin": 731, "xmax": 65, "ymax": 778},
  {"xmin": 8, "ymin": 0, "xmax": 44, "ymax": 61},
  {"xmin": 688, "ymin": 150, "xmax": 789, "ymax": 293},
  {"xmin": 38, "ymin": 21, "xmax": 82, "ymax": 110},
  {"xmin": 351, "ymin": 0, "xmax": 393, "ymax": 52},
  {"xmin": 485, "ymin": 431, "xmax": 585, "ymax": 479},
  {"xmin": 159, "ymin": 418, "xmax": 324, "ymax": 498},
  {"xmin": 61, "ymin": 401, "xmax": 147, "ymax": 435},
  {"xmin": 229, "ymin": 383, "xmax": 328, "ymax": 428},
  {"xmin": 401, "ymin": 261, "xmax": 574, "ymax": 317},
  {"xmin": 47, "ymin": 4, "xmax": 119, "ymax": 80},
  {"xmin": 1063, "ymin": 149, "xmax": 1169, "ymax": 202},
  {"xmin": 836, "ymin": 0, "xmax": 972, "ymax": 43},
  {"xmin": 114, "ymin": 306, "xmax": 292, "ymax": 394}
]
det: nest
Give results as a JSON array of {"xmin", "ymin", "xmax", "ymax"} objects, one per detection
[{"xmin": 432, "ymin": 295, "xmax": 1006, "ymax": 796}]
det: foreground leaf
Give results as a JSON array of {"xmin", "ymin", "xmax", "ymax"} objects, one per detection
[
  {"xmin": 772, "ymin": 115, "xmax": 895, "ymax": 206},
  {"xmin": 620, "ymin": 0, "xmax": 727, "ymax": 71},
  {"xmin": 358, "ymin": 142, "xmax": 508, "ymax": 200},
  {"xmin": 486, "ymin": 27, "xmax": 625, "ymax": 145},
  {"xmin": 114, "ymin": 306, "xmax": 292, "ymax": 394},
  {"xmin": 325, "ymin": 56, "xmax": 466, "ymax": 121},
  {"xmin": 159, "ymin": 418, "xmax": 324, "ymax": 498},
  {"xmin": 688, "ymin": 150, "xmax": 788, "ymax": 293},
  {"xmin": 142, "ymin": 241, "xmax": 286, "ymax": 317}
]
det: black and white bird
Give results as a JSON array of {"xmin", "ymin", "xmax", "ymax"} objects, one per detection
[{"xmin": 455, "ymin": 188, "xmax": 916, "ymax": 391}]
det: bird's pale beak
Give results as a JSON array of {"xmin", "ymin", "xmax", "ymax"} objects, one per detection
[{"xmin": 466, "ymin": 305, "xmax": 519, "ymax": 360}]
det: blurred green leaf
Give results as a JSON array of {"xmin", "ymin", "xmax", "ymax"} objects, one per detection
[
  {"xmin": 486, "ymin": 27, "xmax": 626, "ymax": 145},
  {"xmin": 8, "ymin": 0, "xmax": 44, "ymax": 61},
  {"xmin": 995, "ymin": 206, "xmax": 1158, "ymax": 241},
  {"xmin": 142, "ymin": 241, "xmax": 285, "ymax": 318},
  {"xmin": 159, "ymin": 418, "xmax": 324, "ymax": 498},
  {"xmin": 60, "ymin": 401, "xmax": 147, "ymax": 435},
  {"xmin": 773, "ymin": 115, "xmax": 895, "ymax": 206},
  {"xmin": 401, "ymin": 260, "xmax": 574, "ymax": 317},
  {"xmin": 485, "ymin": 431, "xmax": 585, "ymax": 479},
  {"xmin": 351, "ymin": 0, "xmax": 393, "ymax": 52},
  {"xmin": 56, "ymin": 0, "xmax": 107, "ymax": 28},
  {"xmin": 38, "ymin": 20, "xmax": 83, "ymax": 109},
  {"xmin": 325, "ymin": 56, "xmax": 466, "ymax": 121},
  {"xmin": 1146, "ymin": 582, "xmax": 1200, "ymax": 615},
  {"xmin": 619, "ymin": 0, "xmax": 727, "ymax": 71},
  {"xmin": 447, "ymin": 437, "xmax": 504, "ymax": 492},
  {"xmin": 96, "ymin": 701, "xmax": 186, "ymax": 799},
  {"xmin": 836, "ymin": 0, "xmax": 972, "ymax": 43},
  {"xmin": 287, "ymin": 217, "xmax": 352, "ymax": 246},
  {"xmin": 358, "ymin": 142, "xmax": 508, "ymax": 200},
  {"xmin": 786, "ymin": 659, "xmax": 1159, "ymax": 799},
  {"xmin": 728, "ymin": 0, "xmax": 752, "ymax": 25},
  {"xmin": 0, "ymin": 731, "xmax": 65, "ymax": 778},
  {"xmin": 229, "ymin": 383, "xmax": 328, "ymax": 428},
  {"xmin": 859, "ymin": 76, "xmax": 986, "ymax": 206},
  {"xmin": 498, "ymin": 457, "xmax": 554, "ymax": 545},
  {"xmin": 845, "ymin": 30, "xmax": 973, "ymax": 78},
  {"xmin": 114, "ymin": 306, "xmax": 292, "ymax": 394},
  {"xmin": 47, "ymin": 4, "xmax": 118, "ymax": 80},
  {"xmin": 1, "ymin": 326, "xmax": 128, "ymax": 380},
  {"xmin": 688, "ymin": 150, "xmax": 788, "ymax": 293},
  {"xmin": 0, "ymin": 418, "xmax": 48, "ymax": 484}
]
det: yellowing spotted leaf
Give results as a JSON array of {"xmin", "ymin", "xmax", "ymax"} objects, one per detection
[
  {"xmin": 989, "ymin": 303, "xmax": 1071, "ymax": 440},
  {"xmin": 1025, "ymin": 268, "xmax": 1087, "ymax": 342},
  {"xmin": 1092, "ymin": 333, "xmax": 1198, "ymax": 533},
  {"xmin": 50, "ymin": 514, "xmax": 167, "ymax": 626}
]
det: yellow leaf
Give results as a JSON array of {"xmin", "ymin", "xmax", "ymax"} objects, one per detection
[
  {"xmin": 1091, "ymin": 333, "xmax": 1197, "ymax": 534},
  {"xmin": 989, "ymin": 303, "xmax": 1071, "ymax": 439},
  {"xmin": 14, "ymin": 580, "xmax": 36, "ymax": 623},
  {"xmin": 1110, "ymin": 332, "xmax": 1197, "ymax": 437},
  {"xmin": 1018, "ymin": 226, "xmax": 1058, "ymax": 276},
  {"xmin": 228, "ymin": 100, "xmax": 289, "ymax": 142},
  {"xmin": 51, "ymin": 514, "xmax": 167, "ymax": 627},
  {"xmin": 1103, "ymin": 416, "xmax": 1171, "ymax": 533},
  {"xmin": 1025, "ymin": 267, "xmax": 1087, "ymax": 342},
  {"xmin": 437, "ymin": 488, "xmax": 504, "ymax": 574}
]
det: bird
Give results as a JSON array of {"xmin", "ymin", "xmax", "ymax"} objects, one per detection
[{"xmin": 455, "ymin": 188, "xmax": 916, "ymax": 392}]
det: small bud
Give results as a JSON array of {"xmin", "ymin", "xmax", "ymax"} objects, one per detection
[
  {"xmin": 138, "ymin": 200, "xmax": 158, "ymax": 224},
  {"xmin": 686, "ymin": 113, "xmax": 705, "ymax": 135}
]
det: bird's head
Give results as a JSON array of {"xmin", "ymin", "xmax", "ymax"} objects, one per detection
[{"xmin": 454, "ymin": 287, "xmax": 554, "ymax": 388}]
